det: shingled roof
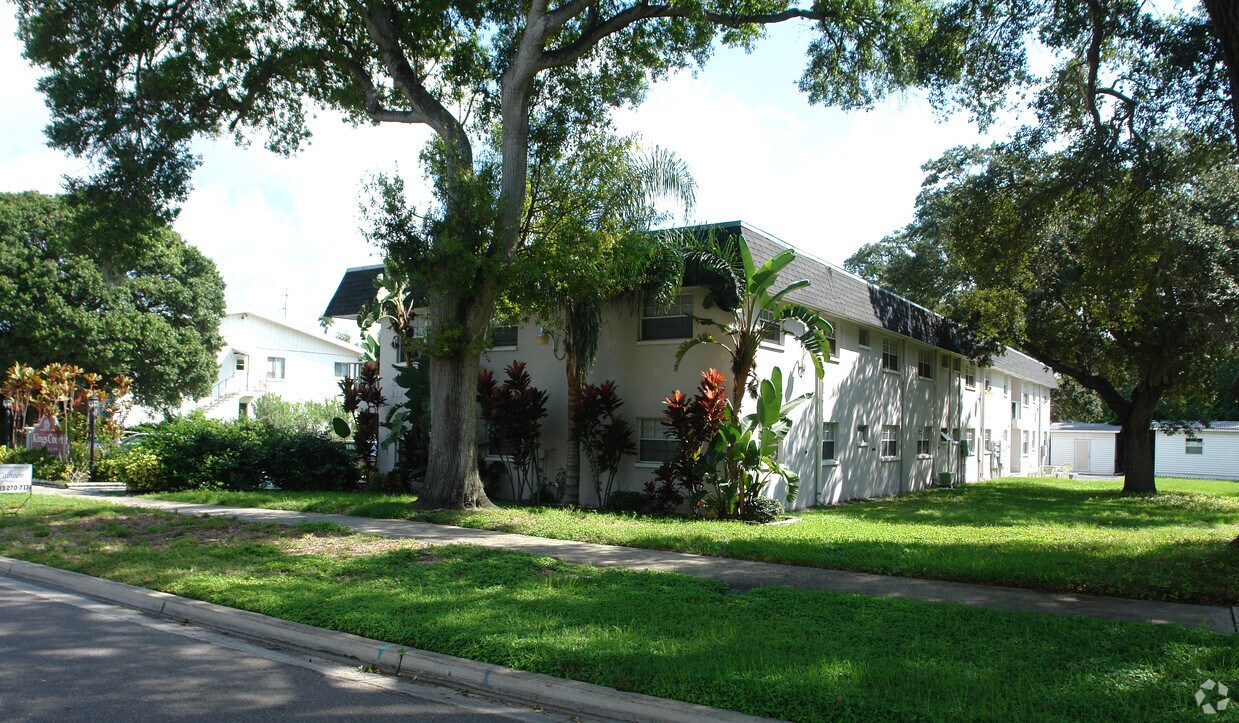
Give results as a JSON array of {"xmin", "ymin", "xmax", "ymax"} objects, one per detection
[
  {"xmin": 323, "ymin": 264, "xmax": 384, "ymax": 319},
  {"xmin": 703, "ymin": 221, "xmax": 1056, "ymax": 388},
  {"xmin": 322, "ymin": 221, "xmax": 1057, "ymax": 387}
]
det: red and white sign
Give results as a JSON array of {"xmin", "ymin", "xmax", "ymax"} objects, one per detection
[{"xmin": 27, "ymin": 416, "xmax": 66, "ymax": 457}]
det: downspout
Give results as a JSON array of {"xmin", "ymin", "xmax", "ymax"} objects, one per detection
[
  {"xmin": 814, "ymin": 362, "xmax": 823, "ymax": 506},
  {"xmin": 899, "ymin": 339, "xmax": 907, "ymax": 495}
]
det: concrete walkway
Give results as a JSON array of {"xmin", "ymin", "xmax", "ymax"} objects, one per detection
[{"xmin": 36, "ymin": 488, "xmax": 1239, "ymax": 635}]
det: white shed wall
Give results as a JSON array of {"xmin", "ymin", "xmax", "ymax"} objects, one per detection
[{"xmin": 1154, "ymin": 430, "xmax": 1239, "ymax": 480}]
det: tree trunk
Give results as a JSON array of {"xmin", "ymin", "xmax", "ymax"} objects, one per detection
[
  {"xmin": 1119, "ymin": 400, "xmax": 1157, "ymax": 495},
  {"xmin": 416, "ymin": 350, "xmax": 495, "ymax": 509},
  {"xmin": 1204, "ymin": 0, "xmax": 1239, "ymax": 150}
]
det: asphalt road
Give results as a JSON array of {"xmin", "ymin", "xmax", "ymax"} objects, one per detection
[{"xmin": 0, "ymin": 577, "xmax": 567, "ymax": 722}]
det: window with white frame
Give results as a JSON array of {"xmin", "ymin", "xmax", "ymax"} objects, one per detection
[
  {"xmin": 266, "ymin": 356, "xmax": 285, "ymax": 380},
  {"xmin": 334, "ymin": 361, "xmax": 361, "ymax": 378},
  {"xmin": 640, "ymin": 291, "xmax": 693, "ymax": 341},
  {"xmin": 881, "ymin": 338, "xmax": 900, "ymax": 372},
  {"xmin": 759, "ymin": 308, "xmax": 783, "ymax": 345},
  {"xmin": 821, "ymin": 422, "xmax": 837, "ymax": 462},
  {"xmin": 1022, "ymin": 391, "xmax": 1030, "ymax": 407},
  {"xmin": 825, "ymin": 322, "xmax": 838, "ymax": 361},
  {"xmin": 984, "ymin": 429, "xmax": 993, "ymax": 453},
  {"xmin": 984, "ymin": 373, "xmax": 992, "ymax": 391},
  {"xmin": 916, "ymin": 427, "xmax": 932, "ymax": 456},
  {"xmin": 965, "ymin": 428, "xmax": 977, "ymax": 456},
  {"xmin": 965, "ymin": 364, "xmax": 976, "ymax": 389},
  {"xmin": 1186, "ymin": 436, "xmax": 1204, "ymax": 455},
  {"xmin": 235, "ymin": 356, "xmax": 247, "ymax": 371},
  {"xmin": 856, "ymin": 424, "xmax": 869, "ymax": 447},
  {"xmin": 858, "ymin": 329, "xmax": 870, "ymax": 348},
  {"xmin": 1022, "ymin": 430, "xmax": 1030, "ymax": 455},
  {"xmin": 880, "ymin": 425, "xmax": 899, "ymax": 459},
  {"xmin": 638, "ymin": 418, "xmax": 677, "ymax": 463},
  {"xmin": 917, "ymin": 349, "xmax": 934, "ymax": 380}
]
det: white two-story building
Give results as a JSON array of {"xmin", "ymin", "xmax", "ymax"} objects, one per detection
[
  {"xmin": 326, "ymin": 222, "xmax": 1055, "ymax": 508},
  {"xmin": 180, "ymin": 311, "xmax": 363, "ymax": 420}
]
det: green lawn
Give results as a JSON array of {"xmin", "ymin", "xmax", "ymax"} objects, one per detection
[
  {"xmin": 1, "ymin": 497, "xmax": 1235, "ymax": 722},
  {"xmin": 146, "ymin": 477, "xmax": 1239, "ymax": 605}
]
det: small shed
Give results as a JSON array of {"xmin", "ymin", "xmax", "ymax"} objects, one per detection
[
  {"xmin": 1154, "ymin": 422, "xmax": 1239, "ymax": 480},
  {"xmin": 1049, "ymin": 422, "xmax": 1120, "ymax": 475}
]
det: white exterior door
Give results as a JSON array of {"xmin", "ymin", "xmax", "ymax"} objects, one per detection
[{"xmin": 1074, "ymin": 440, "xmax": 1091, "ymax": 473}]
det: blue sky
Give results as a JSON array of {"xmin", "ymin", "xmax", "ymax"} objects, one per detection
[{"xmin": 0, "ymin": 11, "xmax": 1007, "ymax": 333}]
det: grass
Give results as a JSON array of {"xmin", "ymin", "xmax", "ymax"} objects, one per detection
[
  {"xmin": 146, "ymin": 477, "xmax": 1239, "ymax": 605},
  {"xmin": 2, "ymin": 496, "xmax": 1236, "ymax": 722}
]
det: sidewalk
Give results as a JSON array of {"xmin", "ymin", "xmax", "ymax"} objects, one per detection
[{"xmin": 35, "ymin": 488, "xmax": 1239, "ymax": 635}]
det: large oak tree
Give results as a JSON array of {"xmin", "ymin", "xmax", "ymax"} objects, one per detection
[{"xmin": 17, "ymin": 0, "xmax": 1029, "ymax": 508}]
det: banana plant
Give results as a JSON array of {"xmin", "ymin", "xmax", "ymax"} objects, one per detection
[
  {"xmin": 693, "ymin": 367, "xmax": 810, "ymax": 519},
  {"xmin": 674, "ymin": 231, "xmax": 833, "ymax": 414}
]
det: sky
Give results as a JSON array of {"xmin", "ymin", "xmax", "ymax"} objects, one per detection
[{"xmin": 0, "ymin": 9, "xmax": 1009, "ymax": 333}]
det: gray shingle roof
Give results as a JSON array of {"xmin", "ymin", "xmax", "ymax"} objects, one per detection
[
  {"xmin": 322, "ymin": 221, "xmax": 1058, "ymax": 387},
  {"xmin": 714, "ymin": 222, "xmax": 1056, "ymax": 387}
]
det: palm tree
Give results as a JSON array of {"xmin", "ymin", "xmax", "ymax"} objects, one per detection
[
  {"xmin": 512, "ymin": 136, "xmax": 696, "ymax": 506},
  {"xmin": 674, "ymin": 231, "xmax": 834, "ymax": 415}
]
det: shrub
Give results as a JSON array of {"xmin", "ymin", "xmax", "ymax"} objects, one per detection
[
  {"xmin": 744, "ymin": 497, "xmax": 786, "ymax": 524},
  {"xmin": 2, "ymin": 447, "xmax": 69, "ymax": 481},
  {"xmin": 604, "ymin": 489, "xmax": 647, "ymax": 514},
  {"xmin": 123, "ymin": 417, "xmax": 357, "ymax": 492},
  {"xmin": 261, "ymin": 428, "xmax": 358, "ymax": 491},
  {"xmin": 100, "ymin": 447, "xmax": 164, "ymax": 491}
]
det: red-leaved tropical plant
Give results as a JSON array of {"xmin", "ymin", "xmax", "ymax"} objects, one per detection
[
  {"xmin": 477, "ymin": 361, "xmax": 549, "ymax": 502},
  {"xmin": 572, "ymin": 380, "xmax": 636, "ymax": 508},
  {"xmin": 335, "ymin": 362, "xmax": 386, "ymax": 480},
  {"xmin": 644, "ymin": 369, "xmax": 729, "ymax": 511}
]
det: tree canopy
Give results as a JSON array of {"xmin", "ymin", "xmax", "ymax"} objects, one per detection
[
  {"xmin": 0, "ymin": 191, "xmax": 225, "ymax": 409},
  {"xmin": 18, "ymin": 0, "xmax": 1031, "ymax": 508}
]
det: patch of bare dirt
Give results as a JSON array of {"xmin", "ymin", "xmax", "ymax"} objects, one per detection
[{"xmin": 278, "ymin": 533, "xmax": 424, "ymax": 558}]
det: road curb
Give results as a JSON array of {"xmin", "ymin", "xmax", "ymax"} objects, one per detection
[{"xmin": 0, "ymin": 556, "xmax": 771, "ymax": 723}]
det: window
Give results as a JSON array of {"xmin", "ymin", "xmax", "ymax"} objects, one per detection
[
  {"xmin": 965, "ymin": 364, "xmax": 976, "ymax": 389},
  {"xmin": 856, "ymin": 424, "xmax": 869, "ymax": 447},
  {"xmin": 825, "ymin": 322, "xmax": 838, "ymax": 361},
  {"xmin": 1002, "ymin": 376, "xmax": 1009, "ymax": 396},
  {"xmin": 1022, "ymin": 392, "xmax": 1030, "ymax": 407},
  {"xmin": 858, "ymin": 329, "xmax": 870, "ymax": 349},
  {"xmin": 1186, "ymin": 436, "xmax": 1204, "ymax": 455},
  {"xmin": 266, "ymin": 356, "xmax": 285, "ymax": 380},
  {"xmin": 821, "ymin": 422, "xmax": 837, "ymax": 462},
  {"xmin": 638, "ymin": 418, "xmax": 676, "ymax": 463},
  {"xmin": 917, "ymin": 349, "xmax": 934, "ymax": 380},
  {"xmin": 759, "ymin": 308, "xmax": 783, "ymax": 345},
  {"xmin": 916, "ymin": 427, "xmax": 931, "ymax": 456},
  {"xmin": 984, "ymin": 373, "xmax": 992, "ymax": 392},
  {"xmin": 490, "ymin": 324, "xmax": 518, "ymax": 349},
  {"xmin": 1022, "ymin": 430, "xmax": 1030, "ymax": 455},
  {"xmin": 237, "ymin": 401, "xmax": 248, "ymax": 419},
  {"xmin": 880, "ymin": 425, "xmax": 899, "ymax": 459},
  {"xmin": 334, "ymin": 361, "xmax": 361, "ymax": 378},
  {"xmin": 984, "ymin": 429, "xmax": 993, "ymax": 453},
  {"xmin": 235, "ymin": 356, "xmax": 247, "ymax": 371},
  {"xmin": 941, "ymin": 354, "xmax": 950, "ymax": 369},
  {"xmin": 881, "ymin": 338, "xmax": 900, "ymax": 372},
  {"xmin": 412, "ymin": 316, "xmax": 430, "ymax": 338},
  {"xmin": 965, "ymin": 429, "xmax": 977, "ymax": 456},
  {"xmin": 641, "ymin": 291, "xmax": 693, "ymax": 340}
]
